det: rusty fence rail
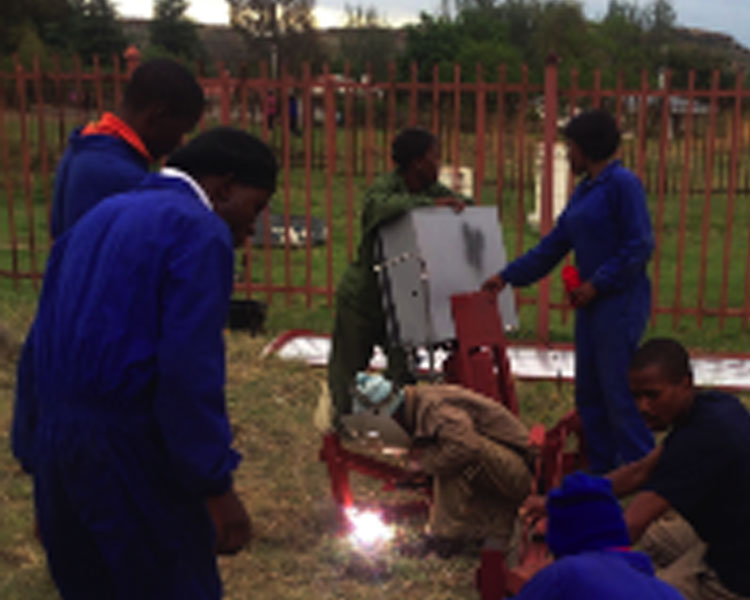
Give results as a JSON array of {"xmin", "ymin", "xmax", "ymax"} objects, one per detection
[{"xmin": 1, "ymin": 55, "xmax": 749, "ymax": 352}]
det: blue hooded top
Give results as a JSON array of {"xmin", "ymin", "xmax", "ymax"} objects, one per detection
[{"xmin": 50, "ymin": 128, "xmax": 150, "ymax": 238}]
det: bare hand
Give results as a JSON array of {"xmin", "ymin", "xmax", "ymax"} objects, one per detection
[
  {"xmin": 481, "ymin": 274, "xmax": 506, "ymax": 294},
  {"xmin": 569, "ymin": 281, "xmax": 597, "ymax": 308},
  {"xmin": 518, "ymin": 493, "xmax": 547, "ymax": 526},
  {"xmin": 206, "ymin": 488, "xmax": 252, "ymax": 555},
  {"xmin": 434, "ymin": 196, "xmax": 465, "ymax": 213}
]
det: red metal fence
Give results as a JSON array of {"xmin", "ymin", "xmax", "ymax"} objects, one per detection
[{"xmin": 1, "ymin": 54, "xmax": 749, "ymax": 352}]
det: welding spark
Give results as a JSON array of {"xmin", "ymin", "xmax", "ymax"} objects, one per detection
[{"xmin": 345, "ymin": 507, "xmax": 394, "ymax": 550}]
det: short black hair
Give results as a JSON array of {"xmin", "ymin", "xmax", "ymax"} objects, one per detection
[
  {"xmin": 124, "ymin": 59, "xmax": 205, "ymax": 121},
  {"xmin": 630, "ymin": 337, "xmax": 692, "ymax": 384},
  {"xmin": 391, "ymin": 128, "xmax": 437, "ymax": 171},
  {"xmin": 563, "ymin": 109, "xmax": 620, "ymax": 161},
  {"xmin": 166, "ymin": 127, "xmax": 278, "ymax": 192}
]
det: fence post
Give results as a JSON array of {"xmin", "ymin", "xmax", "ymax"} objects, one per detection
[
  {"xmin": 324, "ymin": 63, "xmax": 336, "ymax": 307},
  {"xmin": 474, "ymin": 63, "xmax": 485, "ymax": 204},
  {"xmin": 538, "ymin": 53, "xmax": 559, "ymax": 343},
  {"xmin": 15, "ymin": 55, "xmax": 39, "ymax": 290},
  {"xmin": 218, "ymin": 62, "xmax": 231, "ymax": 125},
  {"xmin": 33, "ymin": 55, "xmax": 50, "ymax": 241},
  {"xmin": 495, "ymin": 64, "xmax": 506, "ymax": 218}
]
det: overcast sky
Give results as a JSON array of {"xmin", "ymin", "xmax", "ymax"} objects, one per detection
[{"xmin": 115, "ymin": 0, "xmax": 750, "ymax": 50}]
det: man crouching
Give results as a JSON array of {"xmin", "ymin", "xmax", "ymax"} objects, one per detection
[{"xmin": 344, "ymin": 373, "xmax": 533, "ymax": 557}]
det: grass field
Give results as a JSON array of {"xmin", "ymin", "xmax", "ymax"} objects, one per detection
[{"xmin": 0, "ymin": 300, "xmax": 577, "ymax": 600}]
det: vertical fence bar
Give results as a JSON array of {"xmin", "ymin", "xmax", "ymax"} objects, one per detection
[
  {"xmin": 324, "ymin": 64, "xmax": 336, "ymax": 307},
  {"xmin": 515, "ymin": 65, "xmax": 528, "ymax": 259},
  {"xmin": 538, "ymin": 55, "xmax": 558, "ymax": 343},
  {"xmin": 15, "ymin": 57, "xmax": 39, "ymax": 288},
  {"xmin": 560, "ymin": 67, "xmax": 580, "ymax": 326},
  {"xmin": 431, "ymin": 64, "xmax": 439, "ymax": 137},
  {"xmin": 53, "ymin": 55, "xmax": 65, "ymax": 155},
  {"xmin": 614, "ymin": 71, "xmax": 624, "ymax": 131},
  {"xmin": 651, "ymin": 70, "xmax": 671, "ymax": 325},
  {"xmin": 196, "ymin": 61, "xmax": 207, "ymax": 133},
  {"xmin": 697, "ymin": 70, "xmax": 720, "ymax": 328},
  {"xmin": 113, "ymin": 55, "xmax": 123, "ymax": 113},
  {"xmin": 261, "ymin": 61, "xmax": 273, "ymax": 304},
  {"xmin": 592, "ymin": 69, "xmax": 601, "ymax": 108},
  {"xmin": 280, "ymin": 66, "xmax": 292, "ymax": 304},
  {"xmin": 673, "ymin": 71, "xmax": 695, "ymax": 329},
  {"xmin": 386, "ymin": 62, "xmax": 397, "ymax": 169},
  {"xmin": 636, "ymin": 69, "xmax": 648, "ymax": 184},
  {"xmin": 474, "ymin": 64, "xmax": 486, "ymax": 204},
  {"xmin": 303, "ymin": 62, "xmax": 313, "ymax": 306},
  {"xmin": 718, "ymin": 70, "xmax": 743, "ymax": 330},
  {"xmin": 0, "ymin": 77, "xmax": 20, "ymax": 287},
  {"xmin": 260, "ymin": 61, "xmax": 270, "ymax": 141},
  {"xmin": 93, "ymin": 56, "xmax": 104, "ymax": 115},
  {"xmin": 240, "ymin": 64, "xmax": 254, "ymax": 299},
  {"xmin": 409, "ymin": 62, "xmax": 418, "ymax": 127},
  {"xmin": 219, "ymin": 63, "xmax": 231, "ymax": 125},
  {"xmin": 33, "ymin": 56, "xmax": 50, "ymax": 239},
  {"xmin": 495, "ymin": 64, "xmax": 506, "ymax": 218},
  {"xmin": 73, "ymin": 54, "xmax": 84, "ymax": 125},
  {"xmin": 364, "ymin": 65, "xmax": 375, "ymax": 185},
  {"xmin": 452, "ymin": 63, "xmax": 461, "ymax": 174},
  {"xmin": 239, "ymin": 68, "xmax": 248, "ymax": 130},
  {"xmin": 344, "ymin": 61, "xmax": 355, "ymax": 262}
]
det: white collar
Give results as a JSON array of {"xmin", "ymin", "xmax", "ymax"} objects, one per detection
[{"xmin": 160, "ymin": 167, "xmax": 213, "ymax": 211}]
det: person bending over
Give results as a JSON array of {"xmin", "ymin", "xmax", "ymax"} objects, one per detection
[{"xmin": 13, "ymin": 127, "xmax": 278, "ymax": 599}]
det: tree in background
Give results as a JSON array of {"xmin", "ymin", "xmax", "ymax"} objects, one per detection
[
  {"xmin": 149, "ymin": 0, "xmax": 204, "ymax": 62},
  {"xmin": 226, "ymin": 0, "xmax": 322, "ymax": 74},
  {"xmin": 0, "ymin": 0, "xmax": 71, "ymax": 56},
  {"xmin": 335, "ymin": 4, "xmax": 395, "ymax": 80},
  {"xmin": 68, "ymin": 0, "xmax": 127, "ymax": 63},
  {"xmin": 400, "ymin": 0, "xmax": 734, "ymax": 87}
]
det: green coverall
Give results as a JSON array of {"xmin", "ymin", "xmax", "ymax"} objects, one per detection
[{"xmin": 328, "ymin": 171, "xmax": 464, "ymax": 420}]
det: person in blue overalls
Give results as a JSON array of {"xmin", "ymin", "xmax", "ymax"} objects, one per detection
[
  {"xmin": 482, "ymin": 109, "xmax": 654, "ymax": 474},
  {"xmin": 13, "ymin": 127, "xmax": 278, "ymax": 600}
]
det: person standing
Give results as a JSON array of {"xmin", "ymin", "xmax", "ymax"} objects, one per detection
[
  {"xmin": 51, "ymin": 58, "xmax": 205, "ymax": 238},
  {"xmin": 328, "ymin": 128, "xmax": 466, "ymax": 421},
  {"xmin": 483, "ymin": 109, "xmax": 654, "ymax": 473},
  {"xmin": 12, "ymin": 127, "xmax": 277, "ymax": 599}
]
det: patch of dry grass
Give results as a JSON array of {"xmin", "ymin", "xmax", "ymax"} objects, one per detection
[{"xmin": 1, "ymin": 328, "xmax": 521, "ymax": 599}]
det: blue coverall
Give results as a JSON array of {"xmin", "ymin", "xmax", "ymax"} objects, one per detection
[
  {"xmin": 50, "ymin": 128, "xmax": 149, "ymax": 238},
  {"xmin": 13, "ymin": 173, "xmax": 238, "ymax": 599},
  {"xmin": 501, "ymin": 160, "xmax": 654, "ymax": 473}
]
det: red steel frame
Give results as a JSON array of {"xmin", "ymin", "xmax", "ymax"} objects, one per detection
[{"xmin": 1, "ymin": 54, "xmax": 750, "ymax": 356}]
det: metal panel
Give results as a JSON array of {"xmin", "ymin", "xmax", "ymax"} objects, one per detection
[{"xmin": 376, "ymin": 206, "xmax": 518, "ymax": 347}]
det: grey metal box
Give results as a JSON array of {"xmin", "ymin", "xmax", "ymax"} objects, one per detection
[{"xmin": 376, "ymin": 206, "xmax": 518, "ymax": 347}]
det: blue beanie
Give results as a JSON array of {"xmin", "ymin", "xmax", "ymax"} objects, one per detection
[
  {"xmin": 546, "ymin": 472, "xmax": 630, "ymax": 557},
  {"xmin": 351, "ymin": 372, "xmax": 404, "ymax": 417}
]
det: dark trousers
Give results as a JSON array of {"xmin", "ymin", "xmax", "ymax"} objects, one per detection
[{"xmin": 574, "ymin": 281, "xmax": 654, "ymax": 474}]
